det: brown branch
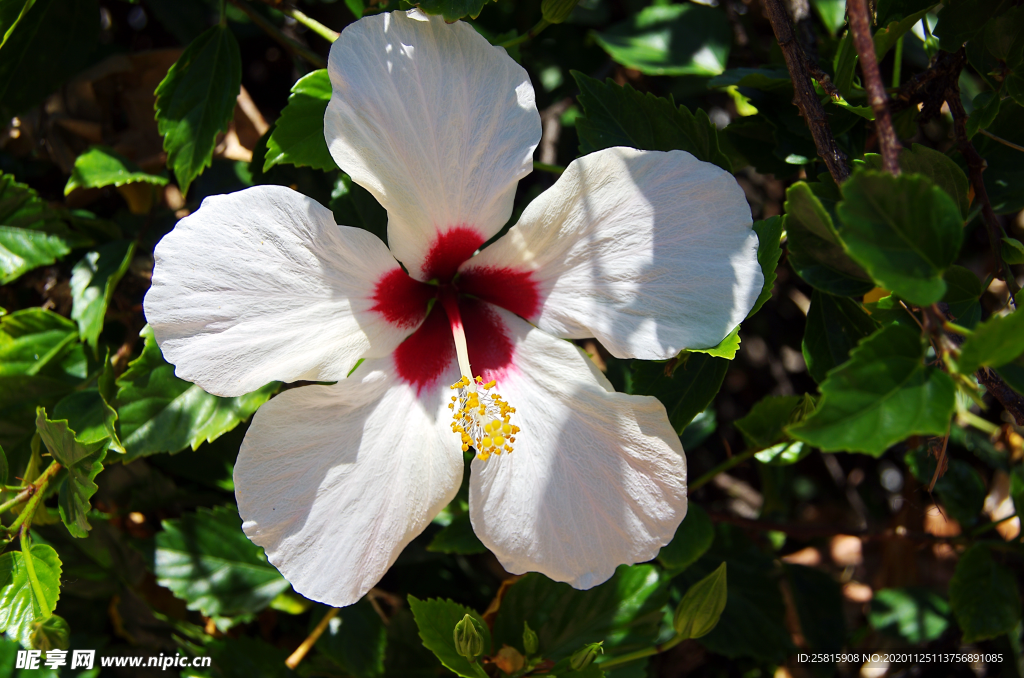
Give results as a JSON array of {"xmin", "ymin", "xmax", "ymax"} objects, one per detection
[
  {"xmin": 846, "ymin": 0, "xmax": 901, "ymax": 175},
  {"xmin": 762, "ymin": 0, "xmax": 850, "ymax": 183}
]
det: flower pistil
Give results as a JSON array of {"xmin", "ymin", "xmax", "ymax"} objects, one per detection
[{"xmin": 439, "ymin": 288, "xmax": 519, "ymax": 460}]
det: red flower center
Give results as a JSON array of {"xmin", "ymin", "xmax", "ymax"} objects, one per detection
[{"xmin": 370, "ymin": 227, "xmax": 540, "ymax": 392}]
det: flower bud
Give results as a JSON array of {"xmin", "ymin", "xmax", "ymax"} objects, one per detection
[
  {"xmin": 523, "ymin": 621, "xmax": 539, "ymax": 656},
  {"xmin": 569, "ymin": 641, "xmax": 603, "ymax": 671},
  {"xmin": 673, "ymin": 562, "xmax": 727, "ymax": 640},
  {"xmin": 541, "ymin": 0, "xmax": 580, "ymax": 24},
  {"xmin": 453, "ymin": 614, "xmax": 484, "ymax": 662}
]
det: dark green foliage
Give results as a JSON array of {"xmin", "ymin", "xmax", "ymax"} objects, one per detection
[
  {"xmin": 2, "ymin": 0, "xmax": 1023, "ymax": 670},
  {"xmin": 949, "ymin": 545, "xmax": 1021, "ymax": 643},
  {"xmin": 155, "ymin": 25, "xmax": 242, "ymax": 196},
  {"xmin": 573, "ymin": 72, "xmax": 731, "ymax": 171},
  {"xmin": 631, "ymin": 353, "xmax": 730, "ymax": 434},
  {"xmin": 264, "ymin": 70, "xmax": 336, "ymax": 172},
  {"xmin": 0, "ymin": 0, "xmax": 99, "ymax": 114},
  {"xmin": 802, "ymin": 290, "xmax": 878, "ymax": 383},
  {"xmin": 153, "ymin": 506, "xmax": 290, "ymax": 623}
]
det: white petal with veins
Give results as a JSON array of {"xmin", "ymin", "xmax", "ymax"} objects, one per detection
[{"xmin": 462, "ymin": 148, "xmax": 762, "ymax": 358}]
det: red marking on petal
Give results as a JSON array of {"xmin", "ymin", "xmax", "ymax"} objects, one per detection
[
  {"xmin": 393, "ymin": 306, "xmax": 455, "ymax": 393},
  {"xmin": 393, "ymin": 298, "xmax": 515, "ymax": 392},
  {"xmin": 458, "ymin": 267, "xmax": 540, "ymax": 320},
  {"xmin": 422, "ymin": 226, "xmax": 485, "ymax": 282},
  {"xmin": 463, "ymin": 299, "xmax": 515, "ymax": 386},
  {"xmin": 371, "ymin": 268, "xmax": 435, "ymax": 328}
]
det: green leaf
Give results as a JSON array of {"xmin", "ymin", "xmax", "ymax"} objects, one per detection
[
  {"xmin": 735, "ymin": 395, "xmax": 803, "ymax": 449},
  {"xmin": 869, "ymin": 587, "xmax": 950, "ymax": 643},
  {"xmin": 0, "ymin": 0, "xmax": 98, "ymax": 114},
  {"xmin": 631, "ymin": 352, "xmax": 730, "ymax": 434},
  {"xmin": 949, "ymin": 544, "xmax": 1021, "ymax": 643},
  {"xmin": 0, "ymin": 171, "xmax": 78, "ymax": 285},
  {"xmin": 873, "ymin": 8, "xmax": 934, "ymax": 60},
  {"xmin": 35, "ymin": 407, "xmax": 105, "ymax": 538},
  {"xmin": 427, "ymin": 512, "xmax": 486, "ymax": 555},
  {"xmin": 971, "ymin": 104, "xmax": 1024, "ymax": 214},
  {"xmin": 572, "ymin": 72, "xmax": 731, "ymax": 171},
  {"xmin": 876, "ymin": 0, "xmax": 937, "ymax": 27},
  {"xmin": 408, "ymin": 597, "xmax": 489, "ymax": 678},
  {"xmin": 264, "ymin": 69, "xmax": 336, "ymax": 173},
  {"xmin": 835, "ymin": 170, "xmax": 963, "ymax": 306},
  {"xmin": 207, "ymin": 636, "xmax": 295, "ymax": 678},
  {"xmin": 708, "ymin": 67, "xmax": 792, "ymax": 91},
  {"xmin": 115, "ymin": 326, "xmax": 277, "ymax": 460},
  {"xmin": 69, "ymin": 240, "xmax": 135, "ymax": 348},
  {"xmin": 942, "ymin": 266, "xmax": 984, "ymax": 329},
  {"xmin": 64, "ymin": 146, "xmax": 168, "ymax": 195},
  {"xmin": 904, "ymin": 447, "xmax": 986, "ymax": 526},
  {"xmin": 413, "ymin": 0, "xmax": 493, "ymax": 21},
  {"xmin": 689, "ymin": 326, "xmax": 740, "ymax": 360},
  {"xmin": 810, "ymin": 0, "xmax": 846, "ymax": 35},
  {"xmin": 784, "ymin": 564, "xmax": 845, "ymax": 663},
  {"xmin": 331, "ymin": 173, "xmax": 387, "ymax": 244},
  {"xmin": 957, "ymin": 303, "xmax": 1024, "ymax": 375},
  {"xmin": 315, "ymin": 600, "xmax": 386, "ymax": 678},
  {"xmin": 749, "ymin": 217, "xmax": 783, "ymax": 318},
  {"xmin": 788, "ymin": 323, "xmax": 957, "ymax": 455},
  {"xmin": 657, "ymin": 504, "xmax": 714, "ymax": 574},
  {"xmin": 934, "ymin": 0, "xmax": 1013, "ymax": 52},
  {"xmin": 1001, "ymin": 237, "xmax": 1024, "ymax": 265},
  {"xmin": 802, "ymin": 290, "xmax": 878, "ymax": 384},
  {"xmin": 860, "ymin": 144, "xmax": 971, "ymax": 218},
  {"xmin": 154, "ymin": 24, "xmax": 242, "ymax": 196},
  {"xmin": 0, "ymin": 544, "xmax": 62, "ymax": 646},
  {"xmin": 592, "ymin": 4, "xmax": 731, "ymax": 77},
  {"xmin": 29, "ymin": 614, "xmax": 69, "ymax": 651},
  {"xmin": 0, "ymin": 309, "xmax": 85, "ymax": 450},
  {"xmin": 966, "ymin": 91, "xmax": 1001, "ymax": 139},
  {"xmin": 154, "ymin": 505, "xmax": 290, "ymax": 622},
  {"xmin": 53, "ymin": 388, "xmax": 123, "ymax": 453},
  {"xmin": 783, "ymin": 181, "xmax": 875, "ymax": 297},
  {"xmin": 679, "ymin": 525, "xmax": 793, "ymax": 663},
  {"xmin": 0, "ymin": 443, "xmax": 6, "ymax": 485},
  {"xmin": 490, "ymin": 565, "xmax": 666, "ymax": 661}
]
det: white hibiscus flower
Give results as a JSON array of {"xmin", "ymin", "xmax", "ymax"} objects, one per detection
[{"xmin": 143, "ymin": 9, "xmax": 762, "ymax": 608}]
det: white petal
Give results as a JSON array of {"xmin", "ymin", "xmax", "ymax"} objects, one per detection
[
  {"xmin": 235, "ymin": 363, "xmax": 462, "ymax": 607},
  {"xmin": 460, "ymin": 148, "xmax": 762, "ymax": 358},
  {"xmin": 325, "ymin": 10, "xmax": 541, "ymax": 281},
  {"xmin": 469, "ymin": 307, "xmax": 687, "ymax": 589},
  {"xmin": 145, "ymin": 185, "xmax": 420, "ymax": 397}
]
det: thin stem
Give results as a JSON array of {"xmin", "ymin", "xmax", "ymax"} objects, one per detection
[
  {"xmin": 970, "ymin": 510, "xmax": 1019, "ymax": 537},
  {"xmin": 847, "ymin": 0, "xmax": 901, "ymax": 175},
  {"xmin": 533, "ymin": 161, "xmax": 565, "ymax": 174},
  {"xmin": 286, "ymin": 608, "xmax": 339, "ymax": 669},
  {"xmin": 280, "ymin": 7, "xmax": 339, "ymax": 43},
  {"xmin": 762, "ymin": 0, "xmax": 849, "ymax": 183},
  {"xmin": 979, "ymin": 128, "xmax": 1024, "ymax": 154},
  {"xmin": 20, "ymin": 528, "xmax": 50, "ymax": 618},
  {"xmin": 690, "ymin": 448, "xmax": 759, "ymax": 491},
  {"xmin": 958, "ymin": 409, "xmax": 1000, "ymax": 436},
  {"xmin": 497, "ymin": 19, "xmax": 551, "ymax": 49},
  {"xmin": 0, "ymin": 461, "xmax": 62, "ymax": 517},
  {"xmin": 599, "ymin": 635, "xmax": 684, "ymax": 670},
  {"xmin": 220, "ymin": 0, "xmax": 227, "ymax": 26},
  {"xmin": 892, "ymin": 36, "xmax": 903, "ymax": 88},
  {"xmin": 228, "ymin": 0, "xmax": 326, "ymax": 69}
]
